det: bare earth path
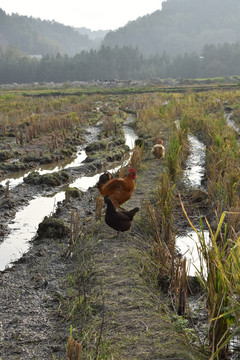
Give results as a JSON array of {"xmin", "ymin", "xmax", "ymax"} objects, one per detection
[{"xmin": 0, "ymin": 157, "xmax": 204, "ymax": 359}]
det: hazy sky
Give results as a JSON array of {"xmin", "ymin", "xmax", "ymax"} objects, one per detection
[{"xmin": 0, "ymin": 0, "xmax": 165, "ymax": 31}]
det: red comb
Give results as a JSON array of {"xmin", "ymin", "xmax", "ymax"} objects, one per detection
[{"xmin": 129, "ymin": 168, "xmax": 136, "ymax": 174}]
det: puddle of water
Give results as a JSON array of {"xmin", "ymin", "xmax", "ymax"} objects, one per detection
[
  {"xmin": 176, "ymin": 134, "xmax": 209, "ymax": 276},
  {"xmin": 60, "ymin": 149, "xmax": 87, "ymax": 169},
  {"xmin": 0, "ymin": 191, "xmax": 65, "ymax": 271},
  {"xmin": 0, "ymin": 148, "xmax": 87, "ymax": 189},
  {"xmin": 71, "ymin": 173, "xmax": 101, "ymax": 192},
  {"xmin": 0, "ymin": 122, "xmax": 137, "ymax": 270},
  {"xmin": 176, "ymin": 230, "xmax": 209, "ymax": 277},
  {"xmin": 70, "ymin": 125, "xmax": 137, "ymax": 192},
  {"xmin": 225, "ymin": 112, "xmax": 240, "ymax": 134},
  {"xmin": 123, "ymin": 125, "xmax": 138, "ymax": 149},
  {"xmin": 183, "ymin": 134, "xmax": 206, "ymax": 189},
  {"xmin": 0, "ymin": 125, "xmax": 99, "ymax": 189},
  {"xmin": 230, "ymin": 336, "xmax": 240, "ymax": 359},
  {"xmin": 176, "ymin": 128, "xmax": 238, "ymax": 358},
  {"xmin": 179, "ymin": 115, "xmax": 240, "ymax": 277},
  {"xmin": 71, "ymin": 123, "xmax": 137, "ymax": 191}
]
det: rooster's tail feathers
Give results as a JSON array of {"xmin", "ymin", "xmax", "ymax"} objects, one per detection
[{"xmin": 97, "ymin": 172, "xmax": 113, "ymax": 190}]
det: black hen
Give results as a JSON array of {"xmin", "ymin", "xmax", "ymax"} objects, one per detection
[{"xmin": 104, "ymin": 195, "xmax": 139, "ymax": 235}]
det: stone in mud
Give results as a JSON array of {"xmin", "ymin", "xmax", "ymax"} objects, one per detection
[{"xmin": 37, "ymin": 216, "xmax": 70, "ymax": 238}]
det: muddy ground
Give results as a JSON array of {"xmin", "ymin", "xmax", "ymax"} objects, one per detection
[{"xmin": 0, "ymin": 128, "xmax": 211, "ymax": 359}]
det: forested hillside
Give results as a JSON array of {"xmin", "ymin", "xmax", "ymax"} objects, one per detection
[
  {"xmin": 1, "ymin": 0, "xmax": 240, "ymax": 59},
  {"xmin": 1, "ymin": 0, "xmax": 240, "ymax": 83},
  {"xmin": 103, "ymin": 0, "xmax": 240, "ymax": 56},
  {"xmin": 0, "ymin": 9, "xmax": 102, "ymax": 56}
]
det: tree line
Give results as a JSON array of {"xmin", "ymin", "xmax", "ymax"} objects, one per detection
[{"xmin": 1, "ymin": 42, "xmax": 240, "ymax": 84}]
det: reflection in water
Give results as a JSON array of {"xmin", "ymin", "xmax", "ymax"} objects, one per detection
[
  {"xmin": 123, "ymin": 123, "xmax": 138, "ymax": 149},
  {"xmin": 71, "ymin": 173, "xmax": 101, "ymax": 192},
  {"xmin": 176, "ymin": 230, "xmax": 209, "ymax": 277},
  {"xmin": 0, "ymin": 122, "xmax": 137, "ymax": 270},
  {"xmin": 178, "ymin": 120, "xmax": 239, "ymax": 275},
  {"xmin": 183, "ymin": 134, "xmax": 206, "ymax": 189},
  {"xmin": 176, "ymin": 134, "xmax": 207, "ymax": 275},
  {"xmin": 0, "ymin": 192, "xmax": 65, "ymax": 271}
]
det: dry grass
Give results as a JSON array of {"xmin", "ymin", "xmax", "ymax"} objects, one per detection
[
  {"xmin": 128, "ymin": 145, "xmax": 144, "ymax": 170},
  {"xmin": 66, "ymin": 336, "xmax": 82, "ymax": 360},
  {"xmin": 181, "ymin": 197, "xmax": 240, "ymax": 359},
  {"xmin": 95, "ymin": 196, "xmax": 104, "ymax": 221}
]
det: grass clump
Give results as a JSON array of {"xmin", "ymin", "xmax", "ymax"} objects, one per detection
[{"xmin": 23, "ymin": 170, "xmax": 69, "ymax": 186}]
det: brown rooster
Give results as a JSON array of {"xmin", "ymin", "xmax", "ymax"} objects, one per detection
[
  {"xmin": 97, "ymin": 168, "xmax": 136, "ymax": 208},
  {"xmin": 104, "ymin": 195, "xmax": 139, "ymax": 236}
]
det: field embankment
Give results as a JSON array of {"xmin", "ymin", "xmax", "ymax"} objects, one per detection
[{"xmin": 0, "ymin": 86, "xmax": 239, "ymax": 359}]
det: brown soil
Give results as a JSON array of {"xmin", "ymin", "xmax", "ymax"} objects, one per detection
[{"xmin": 0, "ymin": 146, "xmax": 208, "ymax": 359}]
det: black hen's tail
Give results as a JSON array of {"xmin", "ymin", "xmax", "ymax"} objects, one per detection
[
  {"xmin": 120, "ymin": 207, "xmax": 139, "ymax": 221},
  {"xmin": 96, "ymin": 171, "xmax": 113, "ymax": 190}
]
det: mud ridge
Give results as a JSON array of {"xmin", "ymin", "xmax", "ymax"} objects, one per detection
[{"xmin": 0, "ymin": 155, "xmax": 205, "ymax": 359}]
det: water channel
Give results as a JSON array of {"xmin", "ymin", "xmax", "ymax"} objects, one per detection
[
  {"xmin": 1, "ymin": 112, "xmax": 239, "ymax": 275},
  {"xmin": 176, "ymin": 110, "xmax": 240, "ymax": 277},
  {"xmin": 226, "ymin": 112, "xmax": 240, "ymax": 134},
  {"xmin": 0, "ymin": 120, "xmax": 138, "ymax": 271},
  {"xmin": 176, "ymin": 134, "xmax": 208, "ymax": 276}
]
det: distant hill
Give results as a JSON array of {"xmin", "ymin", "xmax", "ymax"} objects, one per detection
[
  {"xmin": 0, "ymin": 9, "xmax": 101, "ymax": 56},
  {"xmin": 3, "ymin": 0, "xmax": 240, "ymax": 60},
  {"xmin": 103, "ymin": 0, "xmax": 240, "ymax": 56},
  {"xmin": 76, "ymin": 27, "xmax": 109, "ymax": 41}
]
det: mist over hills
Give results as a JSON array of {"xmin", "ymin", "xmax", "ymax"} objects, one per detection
[
  {"xmin": 103, "ymin": 0, "xmax": 240, "ymax": 56},
  {"xmin": 1, "ymin": 0, "xmax": 240, "ymax": 58},
  {"xmin": 1, "ymin": 0, "xmax": 240, "ymax": 83},
  {"xmin": 0, "ymin": 9, "xmax": 105, "ymax": 56}
]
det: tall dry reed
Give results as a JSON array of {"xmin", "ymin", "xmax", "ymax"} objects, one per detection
[{"xmin": 181, "ymin": 198, "xmax": 240, "ymax": 359}]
